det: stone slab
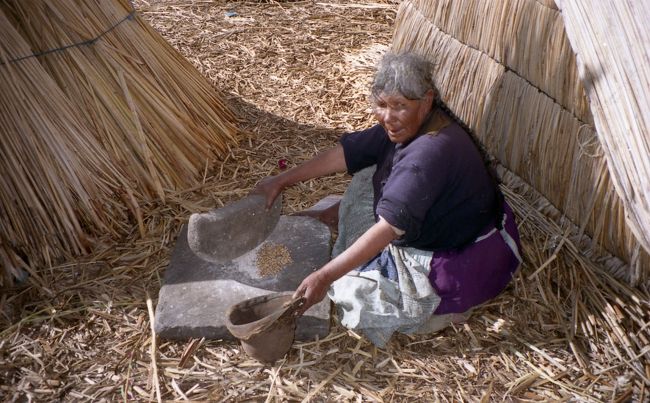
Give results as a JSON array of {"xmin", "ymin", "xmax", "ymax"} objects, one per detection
[
  {"xmin": 155, "ymin": 215, "xmax": 332, "ymax": 341},
  {"xmin": 187, "ymin": 194, "xmax": 281, "ymax": 264}
]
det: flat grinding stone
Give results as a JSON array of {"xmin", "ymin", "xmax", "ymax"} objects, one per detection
[
  {"xmin": 187, "ymin": 194, "xmax": 281, "ymax": 264},
  {"xmin": 155, "ymin": 215, "xmax": 332, "ymax": 341}
]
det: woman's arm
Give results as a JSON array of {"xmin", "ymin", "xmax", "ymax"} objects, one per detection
[
  {"xmin": 253, "ymin": 144, "xmax": 347, "ymax": 208},
  {"xmin": 294, "ymin": 217, "xmax": 399, "ymax": 313}
]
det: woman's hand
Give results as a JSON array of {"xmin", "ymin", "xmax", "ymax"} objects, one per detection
[
  {"xmin": 251, "ymin": 144, "xmax": 347, "ymax": 210},
  {"xmin": 293, "ymin": 218, "xmax": 400, "ymax": 315},
  {"xmin": 293, "ymin": 270, "xmax": 332, "ymax": 315},
  {"xmin": 251, "ymin": 175, "xmax": 285, "ymax": 209}
]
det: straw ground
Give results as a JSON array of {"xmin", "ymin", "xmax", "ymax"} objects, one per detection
[{"xmin": 1, "ymin": 1, "xmax": 648, "ymax": 401}]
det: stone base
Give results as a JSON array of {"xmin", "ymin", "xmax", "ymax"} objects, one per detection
[{"xmin": 155, "ymin": 215, "xmax": 332, "ymax": 341}]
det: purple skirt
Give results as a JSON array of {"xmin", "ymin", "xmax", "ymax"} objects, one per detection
[{"xmin": 430, "ymin": 201, "xmax": 521, "ymax": 314}]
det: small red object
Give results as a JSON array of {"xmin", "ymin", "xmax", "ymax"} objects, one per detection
[{"xmin": 278, "ymin": 159, "xmax": 288, "ymax": 170}]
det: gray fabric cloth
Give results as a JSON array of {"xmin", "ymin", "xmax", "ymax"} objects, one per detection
[
  {"xmin": 328, "ymin": 244, "xmax": 440, "ymax": 347},
  {"xmin": 328, "ymin": 165, "xmax": 442, "ymax": 347},
  {"xmin": 332, "ymin": 166, "xmax": 376, "ymax": 258}
]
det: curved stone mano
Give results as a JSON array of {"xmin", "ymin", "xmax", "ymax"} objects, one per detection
[{"xmin": 187, "ymin": 194, "xmax": 281, "ymax": 263}]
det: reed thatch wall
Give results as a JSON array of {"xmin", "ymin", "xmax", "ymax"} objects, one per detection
[
  {"xmin": 0, "ymin": 0, "xmax": 239, "ymax": 283},
  {"xmin": 392, "ymin": 0, "xmax": 649, "ymax": 285},
  {"xmin": 557, "ymin": 0, "xmax": 650, "ymax": 281}
]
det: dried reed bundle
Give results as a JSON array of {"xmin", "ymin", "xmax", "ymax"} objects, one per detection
[
  {"xmin": 392, "ymin": 0, "xmax": 650, "ymax": 284},
  {"xmin": 408, "ymin": 0, "xmax": 591, "ymax": 123},
  {"xmin": 558, "ymin": 0, "xmax": 650, "ymax": 285},
  {"xmin": 481, "ymin": 72, "xmax": 620, "ymax": 243},
  {"xmin": 1, "ymin": 0, "xmax": 239, "ymax": 201},
  {"xmin": 0, "ymin": 0, "xmax": 239, "ymax": 283},
  {"xmin": 0, "ymin": 8, "xmax": 131, "ymax": 275}
]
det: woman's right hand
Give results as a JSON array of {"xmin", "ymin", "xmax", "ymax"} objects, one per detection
[
  {"xmin": 293, "ymin": 269, "xmax": 332, "ymax": 315},
  {"xmin": 251, "ymin": 175, "xmax": 285, "ymax": 209}
]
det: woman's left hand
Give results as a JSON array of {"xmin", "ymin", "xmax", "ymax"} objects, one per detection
[{"xmin": 293, "ymin": 270, "xmax": 332, "ymax": 315}]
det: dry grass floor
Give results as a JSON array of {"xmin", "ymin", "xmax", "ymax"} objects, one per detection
[{"xmin": 1, "ymin": 0, "xmax": 649, "ymax": 401}]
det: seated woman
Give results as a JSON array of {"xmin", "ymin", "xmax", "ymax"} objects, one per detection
[{"xmin": 254, "ymin": 52, "xmax": 522, "ymax": 347}]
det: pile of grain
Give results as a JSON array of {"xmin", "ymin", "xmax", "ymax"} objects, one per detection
[{"xmin": 256, "ymin": 242, "xmax": 293, "ymax": 277}]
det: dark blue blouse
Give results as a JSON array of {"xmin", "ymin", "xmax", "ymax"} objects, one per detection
[{"xmin": 340, "ymin": 113, "xmax": 497, "ymax": 251}]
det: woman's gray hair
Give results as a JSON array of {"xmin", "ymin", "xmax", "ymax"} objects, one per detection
[{"xmin": 371, "ymin": 52, "xmax": 435, "ymax": 100}]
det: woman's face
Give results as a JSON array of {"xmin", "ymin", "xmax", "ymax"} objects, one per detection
[{"xmin": 372, "ymin": 90, "xmax": 434, "ymax": 144}]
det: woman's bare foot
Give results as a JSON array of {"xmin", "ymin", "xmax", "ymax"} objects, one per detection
[{"xmin": 291, "ymin": 201, "xmax": 340, "ymax": 232}]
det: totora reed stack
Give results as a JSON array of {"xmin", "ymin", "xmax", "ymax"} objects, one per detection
[{"xmin": 0, "ymin": 0, "xmax": 239, "ymax": 285}]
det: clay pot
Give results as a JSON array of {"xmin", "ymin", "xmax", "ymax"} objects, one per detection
[{"xmin": 225, "ymin": 292, "xmax": 303, "ymax": 364}]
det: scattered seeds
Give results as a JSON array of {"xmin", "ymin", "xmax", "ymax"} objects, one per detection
[{"xmin": 256, "ymin": 242, "xmax": 293, "ymax": 277}]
